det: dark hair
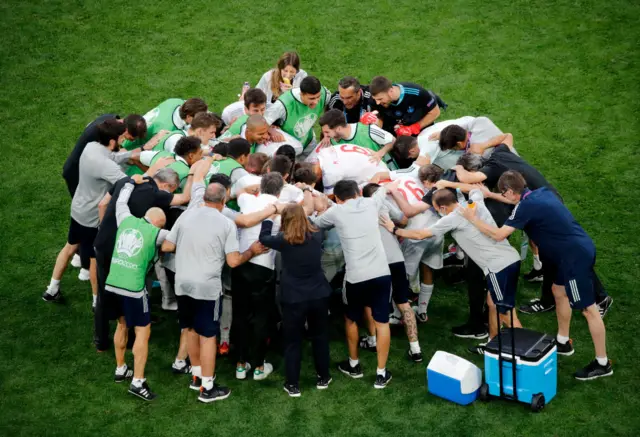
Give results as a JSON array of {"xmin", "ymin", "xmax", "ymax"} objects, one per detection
[
  {"xmin": 261, "ymin": 172, "xmax": 284, "ymax": 196},
  {"xmin": 293, "ymin": 164, "xmax": 317, "ymax": 184},
  {"xmin": 370, "ymin": 76, "xmax": 393, "ymax": 95},
  {"xmin": 334, "ymin": 180, "xmax": 359, "ymax": 201},
  {"xmin": 271, "ymin": 154, "xmax": 293, "ymax": 180},
  {"xmin": 361, "ymin": 183, "xmax": 380, "ymax": 198},
  {"xmin": 191, "ymin": 112, "xmax": 222, "ymax": 130},
  {"xmin": 174, "ymin": 136, "xmax": 201, "ymax": 157},
  {"xmin": 211, "ymin": 141, "xmax": 228, "ymax": 157},
  {"xmin": 247, "ymin": 152, "xmax": 269, "ymax": 175},
  {"xmin": 439, "ymin": 125, "xmax": 467, "ymax": 151},
  {"xmin": 123, "ymin": 114, "xmax": 147, "ymax": 139},
  {"xmin": 179, "ymin": 98, "xmax": 208, "ymax": 120},
  {"xmin": 394, "ymin": 135, "xmax": 419, "ymax": 158},
  {"xmin": 208, "ymin": 173, "xmax": 232, "ymax": 189},
  {"xmin": 418, "ymin": 164, "xmax": 444, "ymax": 183},
  {"xmin": 456, "ymin": 153, "xmax": 484, "ymax": 171},
  {"xmin": 275, "ymin": 144, "xmax": 296, "ymax": 163},
  {"xmin": 498, "ymin": 171, "xmax": 527, "ymax": 194},
  {"xmin": 300, "ymin": 76, "xmax": 321, "ymax": 95},
  {"xmin": 97, "ymin": 119, "xmax": 126, "ymax": 146},
  {"xmin": 338, "ymin": 76, "xmax": 361, "ymax": 91},
  {"xmin": 282, "ymin": 204, "xmax": 318, "ymax": 245},
  {"xmin": 244, "ymin": 88, "xmax": 267, "ymax": 109},
  {"xmin": 270, "ymin": 52, "xmax": 301, "ymax": 98},
  {"xmin": 227, "ymin": 138, "xmax": 251, "ymax": 159},
  {"xmin": 432, "ymin": 188, "xmax": 457, "ymax": 208},
  {"xmin": 319, "ymin": 109, "xmax": 347, "ymax": 128}
]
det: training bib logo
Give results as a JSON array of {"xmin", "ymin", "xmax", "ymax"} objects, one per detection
[
  {"xmin": 143, "ymin": 107, "xmax": 160, "ymax": 125},
  {"xmin": 116, "ymin": 229, "xmax": 144, "ymax": 258},
  {"xmin": 294, "ymin": 114, "xmax": 317, "ymax": 138},
  {"xmin": 207, "ymin": 162, "xmax": 221, "ymax": 176}
]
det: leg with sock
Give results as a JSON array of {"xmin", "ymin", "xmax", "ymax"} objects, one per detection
[{"xmin": 418, "ymin": 264, "xmax": 434, "ymax": 323}]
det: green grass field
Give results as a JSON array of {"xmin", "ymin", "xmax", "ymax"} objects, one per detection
[{"xmin": 1, "ymin": 0, "xmax": 640, "ymax": 435}]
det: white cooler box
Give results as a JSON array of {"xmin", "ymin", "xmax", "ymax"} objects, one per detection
[{"xmin": 427, "ymin": 351, "xmax": 482, "ymax": 405}]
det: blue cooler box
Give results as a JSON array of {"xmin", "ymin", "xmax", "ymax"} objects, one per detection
[
  {"xmin": 427, "ymin": 351, "xmax": 482, "ymax": 405},
  {"xmin": 484, "ymin": 328, "xmax": 557, "ymax": 405}
]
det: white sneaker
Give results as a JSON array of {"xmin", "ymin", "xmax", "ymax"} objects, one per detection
[
  {"xmin": 253, "ymin": 362, "xmax": 273, "ymax": 381},
  {"xmin": 235, "ymin": 362, "xmax": 252, "ymax": 380},
  {"xmin": 389, "ymin": 314, "xmax": 402, "ymax": 325},
  {"xmin": 71, "ymin": 254, "xmax": 82, "ymax": 268},
  {"xmin": 162, "ymin": 299, "xmax": 178, "ymax": 311},
  {"xmin": 78, "ymin": 268, "xmax": 90, "ymax": 281}
]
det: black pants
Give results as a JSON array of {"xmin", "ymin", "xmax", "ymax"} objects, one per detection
[
  {"xmin": 465, "ymin": 257, "xmax": 487, "ymax": 329},
  {"xmin": 94, "ymin": 248, "xmax": 113, "ymax": 350},
  {"xmin": 539, "ymin": 254, "xmax": 608, "ymax": 305},
  {"xmin": 231, "ymin": 263, "xmax": 276, "ymax": 366},
  {"xmin": 281, "ymin": 297, "xmax": 330, "ymax": 386}
]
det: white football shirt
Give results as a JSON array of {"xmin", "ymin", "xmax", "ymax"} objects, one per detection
[{"xmin": 314, "ymin": 144, "xmax": 388, "ymax": 194}]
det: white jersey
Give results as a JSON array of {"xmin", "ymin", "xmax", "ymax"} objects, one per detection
[
  {"xmin": 313, "ymin": 144, "xmax": 388, "ymax": 194},
  {"xmin": 220, "ymin": 124, "xmax": 303, "ymax": 157},
  {"xmin": 221, "ymin": 101, "xmax": 274, "ymax": 127}
]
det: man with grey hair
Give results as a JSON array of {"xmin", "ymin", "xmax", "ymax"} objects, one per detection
[
  {"xmin": 327, "ymin": 76, "xmax": 374, "ymax": 124},
  {"xmin": 162, "ymin": 179, "xmax": 267, "ymax": 403},
  {"xmin": 232, "ymin": 172, "xmax": 284, "ymax": 381}
]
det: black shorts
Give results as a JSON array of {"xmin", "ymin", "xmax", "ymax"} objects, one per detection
[
  {"xmin": 343, "ymin": 275, "xmax": 392, "ymax": 323},
  {"xmin": 389, "ymin": 262, "xmax": 410, "ymax": 305},
  {"xmin": 68, "ymin": 217, "xmax": 98, "ymax": 258},
  {"xmin": 486, "ymin": 261, "xmax": 521, "ymax": 314},
  {"xmin": 109, "ymin": 290, "xmax": 151, "ymax": 327},
  {"xmin": 177, "ymin": 295, "xmax": 222, "ymax": 338}
]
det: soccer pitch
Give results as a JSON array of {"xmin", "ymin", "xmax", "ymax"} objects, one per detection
[{"xmin": 1, "ymin": 0, "xmax": 639, "ymax": 435}]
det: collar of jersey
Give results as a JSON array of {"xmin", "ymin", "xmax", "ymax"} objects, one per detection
[
  {"xmin": 173, "ymin": 106, "xmax": 186, "ymax": 130},
  {"xmin": 391, "ymin": 83, "xmax": 405, "ymax": 106},
  {"xmin": 175, "ymin": 155, "xmax": 188, "ymax": 165}
]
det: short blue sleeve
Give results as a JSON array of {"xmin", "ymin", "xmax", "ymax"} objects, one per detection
[{"xmin": 504, "ymin": 201, "xmax": 531, "ymax": 230}]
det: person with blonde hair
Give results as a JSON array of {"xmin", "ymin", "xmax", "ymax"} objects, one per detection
[
  {"xmin": 257, "ymin": 51, "xmax": 308, "ymax": 103},
  {"xmin": 259, "ymin": 199, "xmax": 332, "ymax": 397}
]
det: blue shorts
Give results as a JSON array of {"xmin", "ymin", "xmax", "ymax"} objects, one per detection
[
  {"xmin": 486, "ymin": 261, "xmax": 521, "ymax": 314},
  {"xmin": 177, "ymin": 295, "xmax": 222, "ymax": 338},
  {"xmin": 389, "ymin": 262, "xmax": 410, "ymax": 305},
  {"xmin": 343, "ymin": 275, "xmax": 392, "ymax": 323},
  {"xmin": 554, "ymin": 255, "xmax": 597, "ymax": 310},
  {"xmin": 111, "ymin": 290, "xmax": 151, "ymax": 327}
]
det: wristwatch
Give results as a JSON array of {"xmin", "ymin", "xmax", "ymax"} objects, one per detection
[{"xmin": 302, "ymin": 187, "xmax": 312, "ymax": 193}]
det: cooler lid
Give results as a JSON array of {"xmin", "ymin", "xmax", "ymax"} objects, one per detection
[{"xmin": 484, "ymin": 328, "xmax": 556, "ymax": 362}]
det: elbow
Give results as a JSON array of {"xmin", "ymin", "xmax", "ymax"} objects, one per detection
[{"xmin": 227, "ymin": 259, "xmax": 240, "ymax": 268}]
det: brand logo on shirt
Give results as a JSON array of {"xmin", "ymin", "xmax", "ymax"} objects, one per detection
[
  {"xmin": 395, "ymin": 110, "xmax": 403, "ymax": 117},
  {"xmin": 208, "ymin": 162, "xmax": 221, "ymax": 176},
  {"xmin": 294, "ymin": 114, "xmax": 318, "ymax": 138},
  {"xmin": 407, "ymin": 106, "xmax": 415, "ymax": 114},
  {"xmin": 116, "ymin": 229, "xmax": 144, "ymax": 258}
]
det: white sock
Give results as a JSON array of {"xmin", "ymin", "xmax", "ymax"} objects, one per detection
[
  {"xmin": 596, "ymin": 356, "xmax": 608, "ymax": 366},
  {"xmin": 92, "ymin": 294, "xmax": 97, "ymax": 307},
  {"xmin": 202, "ymin": 376, "xmax": 214, "ymax": 390},
  {"xmin": 348, "ymin": 357, "xmax": 359, "ymax": 367},
  {"xmin": 533, "ymin": 254, "xmax": 542, "ymax": 270},
  {"xmin": 419, "ymin": 284, "xmax": 434, "ymax": 314},
  {"xmin": 367, "ymin": 335, "xmax": 377, "ymax": 347},
  {"xmin": 409, "ymin": 341, "xmax": 421, "ymax": 354},
  {"xmin": 174, "ymin": 359, "xmax": 186, "ymax": 368},
  {"xmin": 376, "ymin": 367, "xmax": 386, "ymax": 376},
  {"xmin": 115, "ymin": 364, "xmax": 127, "ymax": 375},
  {"xmin": 557, "ymin": 334, "xmax": 569, "ymax": 345},
  {"xmin": 132, "ymin": 378, "xmax": 145, "ymax": 387},
  {"xmin": 192, "ymin": 365, "xmax": 202, "ymax": 378},
  {"xmin": 48, "ymin": 278, "xmax": 60, "ymax": 293}
]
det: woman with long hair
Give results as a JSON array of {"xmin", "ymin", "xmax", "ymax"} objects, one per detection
[
  {"xmin": 256, "ymin": 51, "xmax": 308, "ymax": 103},
  {"xmin": 259, "ymin": 203, "xmax": 332, "ymax": 397}
]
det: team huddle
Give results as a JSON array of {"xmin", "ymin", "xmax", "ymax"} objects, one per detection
[{"xmin": 47, "ymin": 51, "xmax": 613, "ymax": 403}]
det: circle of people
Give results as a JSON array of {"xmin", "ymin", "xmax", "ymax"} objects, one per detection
[{"xmin": 46, "ymin": 51, "xmax": 613, "ymax": 403}]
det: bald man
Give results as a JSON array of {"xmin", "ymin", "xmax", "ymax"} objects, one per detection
[
  {"xmin": 220, "ymin": 115, "xmax": 304, "ymax": 156},
  {"xmin": 105, "ymin": 181, "xmax": 171, "ymax": 402}
]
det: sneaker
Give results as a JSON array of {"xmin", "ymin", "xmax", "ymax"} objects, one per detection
[
  {"xmin": 71, "ymin": 253, "xmax": 82, "ymax": 268},
  {"xmin": 389, "ymin": 315, "xmax": 402, "ymax": 325},
  {"xmin": 114, "ymin": 366, "xmax": 134, "ymax": 383},
  {"xmin": 451, "ymin": 323, "xmax": 489, "ymax": 339},
  {"xmin": 467, "ymin": 342, "xmax": 488, "ymax": 355},
  {"xmin": 597, "ymin": 296, "xmax": 613, "ymax": 318},
  {"xmin": 407, "ymin": 349, "xmax": 423, "ymax": 363},
  {"xmin": 374, "ymin": 370, "xmax": 392, "ymax": 389},
  {"xmin": 556, "ymin": 339, "xmax": 575, "ymax": 356},
  {"xmin": 235, "ymin": 362, "xmax": 252, "ymax": 380},
  {"xmin": 518, "ymin": 299, "xmax": 555, "ymax": 314},
  {"xmin": 415, "ymin": 308, "xmax": 428, "ymax": 323},
  {"xmin": 253, "ymin": 362, "xmax": 273, "ymax": 381},
  {"xmin": 337, "ymin": 360, "xmax": 363, "ymax": 379},
  {"xmin": 172, "ymin": 360, "xmax": 191, "ymax": 374},
  {"xmin": 443, "ymin": 254, "xmax": 465, "ymax": 268},
  {"xmin": 128, "ymin": 381, "xmax": 157, "ymax": 401},
  {"xmin": 316, "ymin": 375, "xmax": 332, "ymax": 390},
  {"xmin": 189, "ymin": 375, "xmax": 202, "ymax": 391},
  {"xmin": 78, "ymin": 268, "xmax": 90, "ymax": 281},
  {"xmin": 161, "ymin": 298, "xmax": 178, "ymax": 311},
  {"xmin": 42, "ymin": 289, "xmax": 62, "ymax": 302},
  {"xmin": 523, "ymin": 267, "xmax": 544, "ymax": 282},
  {"xmin": 574, "ymin": 359, "xmax": 613, "ymax": 381},
  {"xmin": 198, "ymin": 383, "xmax": 231, "ymax": 403},
  {"xmin": 218, "ymin": 342, "xmax": 230, "ymax": 356},
  {"xmin": 283, "ymin": 383, "xmax": 301, "ymax": 397},
  {"xmin": 358, "ymin": 336, "xmax": 376, "ymax": 352}
]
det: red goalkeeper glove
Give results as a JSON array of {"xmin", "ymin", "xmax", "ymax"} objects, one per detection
[
  {"xmin": 360, "ymin": 110, "xmax": 379, "ymax": 125},
  {"xmin": 395, "ymin": 123, "xmax": 422, "ymax": 136}
]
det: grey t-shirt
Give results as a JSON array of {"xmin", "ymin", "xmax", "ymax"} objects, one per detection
[
  {"xmin": 428, "ymin": 189, "xmax": 520, "ymax": 275},
  {"xmin": 311, "ymin": 187, "xmax": 390, "ymax": 283},
  {"xmin": 71, "ymin": 142, "xmax": 127, "ymax": 227},
  {"xmin": 166, "ymin": 204, "xmax": 239, "ymax": 301},
  {"xmin": 379, "ymin": 200, "xmax": 405, "ymax": 265}
]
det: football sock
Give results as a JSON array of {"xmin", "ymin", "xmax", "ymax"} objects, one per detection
[
  {"xmin": 115, "ymin": 365, "xmax": 127, "ymax": 375},
  {"xmin": 92, "ymin": 294, "xmax": 97, "ymax": 307},
  {"xmin": 132, "ymin": 378, "xmax": 145, "ymax": 388},
  {"xmin": 533, "ymin": 254, "xmax": 542, "ymax": 270},
  {"xmin": 367, "ymin": 336, "xmax": 377, "ymax": 347},
  {"xmin": 596, "ymin": 356, "xmax": 608, "ymax": 366},
  {"xmin": 557, "ymin": 334, "xmax": 569, "ymax": 345},
  {"xmin": 419, "ymin": 284, "xmax": 434, "ymax": 314},
  {"xmin": 409, "ymin": 341, "xmax": 421, "ymax": 354},
  {"xmin": 202, "ymin": 376, "xmax": 214, "ymax": 390},
  {"xmin": 192, "ymin": 365, "xmax": 202, "ymax": 378},
  {"xmin": 376, "ymin": 367, "xmax": 386, "ymax": 376},
  {"xmin": 173, "ymin": 359, "xmax": 186, "ymax": 368},
  {"xmin": 48, "ymin": 278, "xmax": 60, "ymax": 293},
  {"xmin": 348, "ymin": 358, "xmax": 359, "ymax": 367}
]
